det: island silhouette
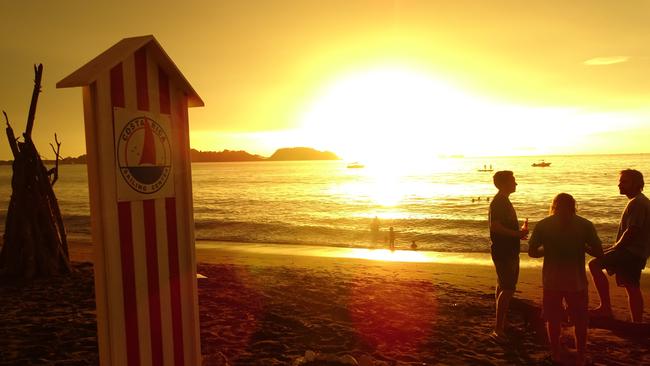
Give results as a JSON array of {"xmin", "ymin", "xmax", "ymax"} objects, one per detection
[{"xmin": 0, "ymin": 146, "xmax": 340, "ymax": 165}]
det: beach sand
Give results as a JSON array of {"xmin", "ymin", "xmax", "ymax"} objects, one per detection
[{"xmin": 1, "ymin": 240, "xmax": 649, "ymax": 365}]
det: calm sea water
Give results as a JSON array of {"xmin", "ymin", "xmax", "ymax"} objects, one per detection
[{"xmin": 0, "ymin": 154, "xmax": 648, "ymax": 253}]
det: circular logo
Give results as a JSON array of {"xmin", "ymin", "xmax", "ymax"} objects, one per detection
[{"xmin": 117, "ymin": 116, "xmax": 172, "ymax": 194}]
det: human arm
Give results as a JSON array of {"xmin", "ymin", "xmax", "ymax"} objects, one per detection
[
  {"xmin": 490, "ymin": 220, "xmax": 529, "ymax": 239},
  {"xmin": 585, "ymin": 222, "xmax": 604, "ymax": 258},
  {"xmin": 613, "ymin": 199, "xmax": 648, "ymax": 250},
  {"xmin": 528, "ymin": 244, "xmax": 544, "ymax": 258},
  {"xmin": 527, "ymin": 226, "xmax": 544, "ymax": 258},
  {"xmin": 612, "ymin": 225, "xmax": 641, "ymax": 250},
  {"xmin": 586, "ymin": 242, "xmax": 604, "ymax": 257},
  {"xmin": 489, "ymin": 197, "xmax": 529, "ymax": 239}
]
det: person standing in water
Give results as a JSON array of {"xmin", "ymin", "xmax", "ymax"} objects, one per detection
[
  {"xmin": 388, "ymin": 227, "xmax": 395, "ymax": 251},
  {"xmin": 370, "ymin": 216, "xmax": 380, "ymax": 244},
  {"xmin": 488, "ymin": 170, "xmax": 529, "ymax": 341}
]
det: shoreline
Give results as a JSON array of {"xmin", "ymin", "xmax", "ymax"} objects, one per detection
[{"xmin": 70, "ymin": 239, "xmax": 650, "ymax": 322}]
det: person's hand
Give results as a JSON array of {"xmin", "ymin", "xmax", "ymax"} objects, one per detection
[{"xmin": 519, "ymin": 229, "xmax": 529, "ymax": 240}]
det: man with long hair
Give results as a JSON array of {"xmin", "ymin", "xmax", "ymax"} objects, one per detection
[
  {"xmin": 589, "ymin": 169, "xmax": 650, "ymax": 322},
  {"xmin": 529, "ymin": 193, "xmax": 603, "ymax": 365},
  {"xmin": 488, "ymin": 170, "xmax": 528, "ymax": 341}
]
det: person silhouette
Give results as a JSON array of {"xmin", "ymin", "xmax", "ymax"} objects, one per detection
[
  {"xmin": 588, "ymin": 169, "xmax": 650, "ymax": 323},
  {"xmin": 370, "ymin": 216, "xmax": 380, "ymax": 244},
  {"xmin": 488, "ymin": 170, "xmax": 528, "ymax": 342},
  {"xmin": 388, "ymin": 227, "xmax": 395, "ymax": 251},
  {"xmin": 529, "ymin": 193, "xmax": 603, "ymax": 365}
]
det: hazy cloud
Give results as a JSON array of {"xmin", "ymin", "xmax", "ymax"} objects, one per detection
[{"xmin": 584, "ymin": 56, "xmax": 630, "ymax": 66}]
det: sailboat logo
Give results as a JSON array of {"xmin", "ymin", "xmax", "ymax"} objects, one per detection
[{"xmin": 117, "ymin": 116, "xmax": 172, "ymax": 194}]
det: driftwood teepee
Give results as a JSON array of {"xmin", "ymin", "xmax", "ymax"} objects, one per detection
[{"xmin": 0, "ymin": 64, "xmax": 70, "ymax": 278}]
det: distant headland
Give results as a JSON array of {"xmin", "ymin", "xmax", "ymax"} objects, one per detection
[
  {"xmin": 191, "ymin": 146, "xmax": 339, "ymax": 162},
  {"xmin": 0, "ymin": 147, "xmax": 340, "ymax": 165},
  {"xmin": 267, "ymin": 147, "xmax": 339, "ymax": 161}
]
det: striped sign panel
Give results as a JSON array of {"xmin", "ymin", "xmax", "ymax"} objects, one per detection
[{"xmin": 84, "ymin": 46, "xmax": 200, "ymax": 366}]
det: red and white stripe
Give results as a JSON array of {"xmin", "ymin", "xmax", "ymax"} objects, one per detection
[{"xmin": 85, "ymin": 46, "xmax": 200, "ymax": 366}]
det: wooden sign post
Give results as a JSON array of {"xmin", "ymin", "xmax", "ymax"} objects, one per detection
[{"xmin": 57, "ymin": 35, "xmax": 203, "ymax": 366}]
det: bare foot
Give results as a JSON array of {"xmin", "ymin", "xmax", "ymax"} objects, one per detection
[{"xmin": 489, "ymin": 330, "xmax": 508, "ymax": 344}]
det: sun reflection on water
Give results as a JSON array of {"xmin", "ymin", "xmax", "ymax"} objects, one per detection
[{"xmin": 335, "ymin": 157, "xmax": 479, "ymax": 208}]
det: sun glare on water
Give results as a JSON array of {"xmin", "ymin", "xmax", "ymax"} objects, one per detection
[{"xmin": 332, "ymin": 154, "xmax": 467, "ymax": 207}]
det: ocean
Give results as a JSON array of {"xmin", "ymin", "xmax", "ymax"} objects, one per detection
[{"xmin": 0, "ymin": 154, "xmax": 648, "ymax": 253}]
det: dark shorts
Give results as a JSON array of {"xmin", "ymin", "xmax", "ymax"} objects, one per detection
[
  {"xmin": 492, "ymin": 256, "xmax": 519, "ymax": 291},
  {"xmin": 601, "ymin": 248, "xmax": 646, "ymax": 287},
  {"xmin": 542, "ymin": 289, "xmax": 588, "ymax": 323}
]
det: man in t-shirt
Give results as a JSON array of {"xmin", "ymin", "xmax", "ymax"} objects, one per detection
[
  {"xmin": 589, "ymin": 169, "xmax": 650, "ymax": 323},
  {"xmin": 489, "ymin": 171, "xmax": 529, "ymax": 340},
  {"xmin": 529, "ymin": 193, "xmax": 603, "ymax": 364}
]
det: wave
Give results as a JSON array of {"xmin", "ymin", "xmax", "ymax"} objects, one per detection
[
  {"xmin": 0, "ymin": 210, "xmax": 623, "ymax": 254},
  {"xmin": 193, "ymin": 218, "xmax": 621, "ymax": 253}
]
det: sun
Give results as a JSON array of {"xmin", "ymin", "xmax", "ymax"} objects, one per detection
[
  {"xmin": 292, "ymin": 64, "xmax": 628, "ymax": 163},
  {"xmin": 295, "ymin": 65, "xmax": 492, "ymax": 166}
]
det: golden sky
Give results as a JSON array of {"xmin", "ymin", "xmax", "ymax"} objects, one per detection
[{"xmin": 1, "ymin": 0, "xmax": 650, "ymax": 161}]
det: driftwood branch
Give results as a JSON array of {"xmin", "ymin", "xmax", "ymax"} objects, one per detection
[
  {"xmin": 4, "ymin": 111, "xmax": 20, "ymax": 158},
  {"xmin": 48, "ymin": 133, "xmax": 61, "ymax": 186},
  {"xmin": 24, "ymin": 64, "xmax": 43, "ymax": 140},
  {"xmin": 0, "ymin": 64, "xmax": 70, "ymax": 278}
]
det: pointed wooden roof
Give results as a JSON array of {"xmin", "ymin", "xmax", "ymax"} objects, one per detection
[{"xmin": 57, "ymin": 35, "xmax": 204, "ymax": 107}]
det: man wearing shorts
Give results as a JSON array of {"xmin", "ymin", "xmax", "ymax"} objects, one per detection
[
  {"xmin": 489, "ymin": 171, "xmax": 528, "ymax": 340},
  {"xmin": 529, "ymin": 193, "xmax": 603, "ymax": 364},
  {"xmin": 589, "ymin": 169, "xmax": 650, "ymax": 323}
]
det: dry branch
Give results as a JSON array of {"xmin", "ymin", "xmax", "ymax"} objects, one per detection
[
  {"xmin": 49, "ymin": 133, "xmax": 61, "ymax": 186},
  {"xmin": 4, "ymin": 111, "xmax": 19, "ymax": 158},
  {"xmin": 24, "ymin": 64, "xmax": 43, "ymax": 140},
  {"xmin": 0, "ymin": 64, "xmax": 70, "ymax": 278}
]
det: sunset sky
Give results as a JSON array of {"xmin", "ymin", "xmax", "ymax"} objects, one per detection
[{"xmin": 1, "ymin": 0, "xmax": 650, "ymax": 162}]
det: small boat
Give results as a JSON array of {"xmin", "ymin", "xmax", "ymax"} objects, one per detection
[
  {"xmin": 532, "ymin": 160, "xmax": 551, "ymax": 167},
  {"xmin": 347, "ymin": 162, "xmax": 364, "ymax": 169},
  {"xmin": 477, "ymin": 164, "xmax": 493, "ymax": 172}
]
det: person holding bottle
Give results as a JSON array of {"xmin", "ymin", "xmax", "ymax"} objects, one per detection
[{"xmin": 488, "ymin": 170, "xmax": 529, "ymax": 342}]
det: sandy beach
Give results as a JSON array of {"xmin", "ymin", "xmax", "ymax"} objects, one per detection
[{"xmin": 1, "ymin": 240, "xmax": 649, "ymax": 365}]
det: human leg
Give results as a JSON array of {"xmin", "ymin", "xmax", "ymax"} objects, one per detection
[
  {"xmin": 546, "ymin": 320, "xmax": 562, "ymax": 361},
  {"xmin": 588, "ymin": 257, "xmax": 612, "ymax": 315},
  {"xmin": 566, "ymin": 290, "xmax": 589, "ymax": 365},
  {"xmin": 598, "ymin": 249, "xmax": 645, "ymax": 321},
  {"xmin": 574, "ymin": 316, "xmax": 588, "ymax": 366},
  {"xmin": 492, "ymin": 257, "xmax": 518, "ymax": 335},
  {"xmin": 624, "ymin": 285, "xmax": 644, "ymax": 322},
  {"xmin": 616, "ymin": 253, "xmax": 645, "ymax": 322},
  {"xmin": 496, "ymin": 289, "xmax": 514, "ymax": 335},
  {"xmin": 543, "ymin": 290, "xmax": 565, "ymax": 362}
]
